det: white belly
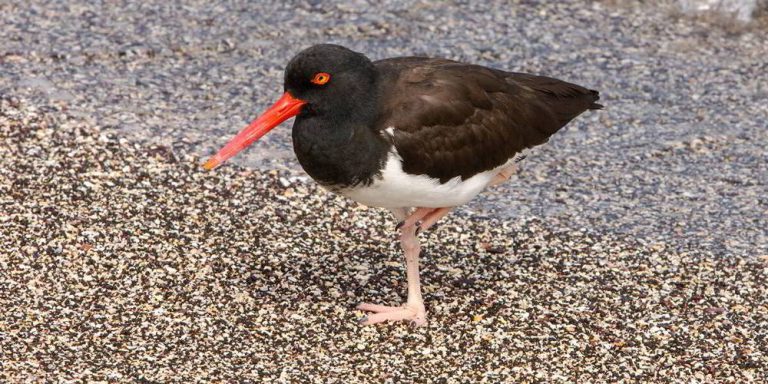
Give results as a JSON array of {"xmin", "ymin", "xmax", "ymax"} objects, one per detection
[{"xmin": 337, "ymin": 151, "xmax": 515, "ymax": 209}]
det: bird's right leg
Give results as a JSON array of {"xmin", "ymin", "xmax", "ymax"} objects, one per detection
[
  {"xmin": 488, "ymin": 164, "xmax": 518, "ymax": 186},
  {"xmin": 394, "ymin": 207, "xmax": 434, "ymax": 230},
  {"xmin": 416, "ymin": 207, "xmax": 452, "ymax": 232}
]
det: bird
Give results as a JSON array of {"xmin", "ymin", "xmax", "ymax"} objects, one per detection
[{"xmin": 203, "ymin": 44, "xmax": 602, "ymax": 327}]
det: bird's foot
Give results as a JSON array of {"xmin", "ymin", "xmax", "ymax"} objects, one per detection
[
  {"xmin": 357, "ymin": 302, "xmax": 427, "ymax": 327},
  {"xmin": 489, "ymin": 164, "xmax": 518, "ymax": 186}
]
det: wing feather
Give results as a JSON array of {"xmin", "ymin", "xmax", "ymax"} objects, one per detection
[{"xmin": 374, "ymin": 58, "xmax": 601, "ymax": 183}]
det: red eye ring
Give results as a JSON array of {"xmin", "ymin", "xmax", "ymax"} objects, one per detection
[{"xmin": 311, "ymin": 72, "xmax": 330, "ymax": 85}]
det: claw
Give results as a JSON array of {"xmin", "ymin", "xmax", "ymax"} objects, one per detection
[
  {"xmin": 357, "ymin": 302, "xmax": 427, "ymax": 326},
  {"xmin": 414, "ymin": 222, "xmax": 437, "ymax": 234},
  {"xmin": 415, "ymin": 224, "xmax": 422, "ymax": 235},
  {"xmin": 395, "ymin": 220, "xmax": 405, "ymax": 230}
]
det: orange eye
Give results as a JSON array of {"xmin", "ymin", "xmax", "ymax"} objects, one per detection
[{"xmin": 311, "ymin": 72, "xmax": 331, "ymax": 85}]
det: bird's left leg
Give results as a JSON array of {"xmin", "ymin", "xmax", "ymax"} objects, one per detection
[{"xmin": 357, "ymin": 208, "xmax": 427, "ymax": 326}]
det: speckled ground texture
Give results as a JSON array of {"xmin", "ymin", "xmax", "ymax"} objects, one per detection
[{"xmin": 1, "ymin": 0, "xmax": 767, "ymax": 383}]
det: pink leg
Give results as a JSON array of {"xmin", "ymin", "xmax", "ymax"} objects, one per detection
[
  {"xmin": 357, "ymin": 217, "xmax": 427, "ymax": 326},
  {"xmin": 395, "ymin": 207, "xmax": 434, "ymax": 230},
  {"xmin": 418, "ymin": 207, "xmax": 453, "ymax": 232},
  {"xmin": 488, "ymin": 164, "xmax": 518, "ymax": 186}
]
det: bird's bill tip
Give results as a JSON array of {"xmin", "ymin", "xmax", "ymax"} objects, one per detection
[
  {"xmin": 201, "ymin": 91, "xmax": 306, "ymax": 171},
  {"xmin": 202, "ymin": 157, "xmax": 220, "ymax": 171}
]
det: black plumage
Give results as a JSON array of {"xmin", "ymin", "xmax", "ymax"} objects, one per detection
[
  {"xmin": 285, "ymin": 45, "xmax": 601, "ymax": 187},
  {"xmin": 375, "ymin": 58, "xmax": 602, "ymax": 182}
]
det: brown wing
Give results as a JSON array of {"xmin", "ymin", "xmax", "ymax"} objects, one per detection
[{"xmin": 374, "ymin": 57, "xmax": 602, "ymax": 183}]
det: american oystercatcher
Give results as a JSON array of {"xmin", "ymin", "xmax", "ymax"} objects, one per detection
[{"xmin": 204, "ymin": 44, "xmax": 602, "ymax": 326}]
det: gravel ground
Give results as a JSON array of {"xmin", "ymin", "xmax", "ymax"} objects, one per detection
[
  {"xmin": 1, "ymin": 0, "xmax": 766, "ymax": 256},
  {"xmin": 1, "ymin": 0, "xmax": 767, "ymax": 382},
  {"xmin": 2, "ymin": 97, "xmax": 767, "ymax": 383}
]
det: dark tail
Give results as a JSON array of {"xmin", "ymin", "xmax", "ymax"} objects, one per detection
[{"xmin": 588, "ymin": 89, "xmax": 603, "ymax": 110}]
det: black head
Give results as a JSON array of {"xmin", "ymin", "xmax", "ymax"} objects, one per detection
[
  {"xmin": 202, "ymin": 44, "xmax": 379, "ymax": 171},
  {"xmin": 284, "ymin": 44, "xmax": 377, "ymax": 119}
]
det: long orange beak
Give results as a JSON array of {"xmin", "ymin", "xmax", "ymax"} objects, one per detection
[{"xmin": 203, "ymin": 92, "xmax": 306, "ymax": 170}]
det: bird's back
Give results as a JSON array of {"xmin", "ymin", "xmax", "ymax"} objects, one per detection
[{"xmin": 373, "ymin": 57, "xmax": 602, "ymax": 183}]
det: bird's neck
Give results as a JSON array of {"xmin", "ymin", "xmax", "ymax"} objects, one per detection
[{"xmin": 291, "ymin": 104, "xmax": 389, "ymax": 188}]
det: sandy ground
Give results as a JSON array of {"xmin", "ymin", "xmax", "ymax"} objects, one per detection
[
  {"xmin": 2, "ymin": 97, "xmax": 767, "ymax": 383},
  {"xmin": 1, "ymin": 0, "xmax": 767, "ymax": 256},
  {"xmin": 1, "ymin": 0, "xmax": 767, "ymax": 382}
]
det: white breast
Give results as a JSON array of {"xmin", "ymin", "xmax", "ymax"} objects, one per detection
[{"xmin": 337, "ymin": 150, "xmax": 516, "ymax": 209}]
